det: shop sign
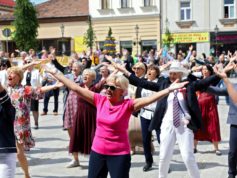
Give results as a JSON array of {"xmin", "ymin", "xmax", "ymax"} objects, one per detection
[
  {"xmin": 74, "ymin": 36, "xmax": 87, "ymax": 53},
  {"xmin": 162, "ymin": 32, "xmax": 209, "ymax": 43},
  {"xmin": 216, "ymin": 34, "xmax": 237, "ymax": 41},
  {"xmin": 141, "ymin": 40, "xmax": 157, "ymax": 46},
  {"xmin": 120, "ymin": 41, "xmax": 132, "ymax": 48}
]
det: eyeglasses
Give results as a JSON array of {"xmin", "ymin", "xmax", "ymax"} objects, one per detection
[{"xmin": 104, "ymin": 84, "xmax": 120, "ymax": 91}]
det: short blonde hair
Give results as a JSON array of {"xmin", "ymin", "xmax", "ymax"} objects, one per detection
[
  {"xmin": 132, "ymin": 62, "xmax": 146, "ymax": 72},
  {"xmin": 82, "ymin": 69, "xmax": 96, "ymax": 80},
  {"xmin": 7, "ymin": 66, "xmax": 24, "ymax": 83},
  {"xmin": 106, "ymin": 74, "xmax": 129, "ymax": 91}
]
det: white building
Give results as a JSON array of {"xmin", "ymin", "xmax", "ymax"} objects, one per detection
[
  {"xmin": 162, "ymin": 0, "xmax": 237, "ymax": 57},
  {"xmin": 89, "ymin": 0, "xmax": 161, "ymax": 55}
]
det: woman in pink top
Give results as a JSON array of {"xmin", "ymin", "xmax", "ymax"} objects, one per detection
[{"xmin": 45, "ymin": 67, "xmax": 187, "ymax": 178}]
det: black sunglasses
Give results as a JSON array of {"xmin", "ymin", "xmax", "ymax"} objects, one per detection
[{"xmin": 104, "ymin": 84, "xmax": 118, "ymax": 91}]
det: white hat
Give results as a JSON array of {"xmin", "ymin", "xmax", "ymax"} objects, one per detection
[{"xmin": 168, "ymin": 61, "xmax": 189, "ymax": 77}]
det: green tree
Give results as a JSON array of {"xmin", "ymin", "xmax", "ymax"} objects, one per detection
[
  {"xmin": 162, "ymin": 27, "xmax": 174, "ymax": 49},
  {"xmin": 13, "ymin": 0, "xmax": 39, "ymax": 51},
  {"xmin": 83, "ymin": 16, "xmax": 96, "ymax": 53}
]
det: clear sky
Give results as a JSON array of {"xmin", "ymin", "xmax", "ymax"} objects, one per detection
[{"xmin": 30, "ymin": 0, "xmax": 48, "ymax": 5}]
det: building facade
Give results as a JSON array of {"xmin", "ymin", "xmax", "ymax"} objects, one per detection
[
  {"xmin": 0, "ymin": 0, "xmax": 89, "ymax": 56},
  {"xmin": 89, "ymin": 0, "xmax": 161, "ymax": 55},
  {"xmin": 162, "ymin": 0, "xmax": 237, "ymax": 57},
  {"xmin": 0, "ymin": 0, "xmax": 14, "ymax": 15}
]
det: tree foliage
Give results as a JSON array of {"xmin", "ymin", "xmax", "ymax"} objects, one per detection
[
  {"xmin": 13, "ymin": 0, "xmax": 39, "ymax": 51},
  {"xmin": 162, "ymin": 27, "xmax": 174, "ymax": 49},
  {"xmin": 83, "ymin": 16, "xmax": 96, "ymax": 51}
]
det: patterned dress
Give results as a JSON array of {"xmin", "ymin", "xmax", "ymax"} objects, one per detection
[
  {"xmin": 63, "ymin": 74, "xmax": 82, "ymax": 129},
  {"xmin": 8, "ymin": 85, "xmax": 43, "ymax": 150}
]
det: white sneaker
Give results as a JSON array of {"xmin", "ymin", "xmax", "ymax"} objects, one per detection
[{"xmin": 66, "ymin": 160, "xmax": 80, "ymax": 168}]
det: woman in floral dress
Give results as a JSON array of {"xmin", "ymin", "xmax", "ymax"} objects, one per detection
[{"xmin": 7, "ymin": 65, "xmax": 62, "ymax": 178}]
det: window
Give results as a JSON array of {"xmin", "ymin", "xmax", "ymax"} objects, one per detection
[
  {"xmin": 224, "ymin": 0, "xmax": 235, "ymax": 18},
  {"xmin": 144, "ymin": 0, "xmax": 153, "ymax": 6},
  {"xmin": 101, "ymin": 0, "xmax": 109, "ymax": 9},
  {"xmin": 121, "ymin": 0, "xmax": 128, "ymax": 8},
  {"xmin": 180, "ymin": 1, "xmax": 191, "ymax": 21}
]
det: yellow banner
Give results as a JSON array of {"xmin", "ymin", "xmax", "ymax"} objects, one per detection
[
  {"xmin": 74, "ymin": 36, "xmax": 87, "ymax": 53},
  {"xmin": 56, "ymin": 56, "xmax": 69, "ymax": 66},
  {"xmin": 162, "ymin": 32, "xmax": 209, "ymax": 43}
]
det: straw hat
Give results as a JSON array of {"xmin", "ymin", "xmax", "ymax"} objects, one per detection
[{"xmin": 168, "ymin": 61, "xmax": 189, "ymax": 77}]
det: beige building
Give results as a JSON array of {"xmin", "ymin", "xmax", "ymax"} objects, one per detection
[
  {"xmin": 89, "ymin": 0, "xmax": 161, "ymax": 55},
  {"xmin": 0, "ymin": 0, "xmax": 89, "ymax": 55}
]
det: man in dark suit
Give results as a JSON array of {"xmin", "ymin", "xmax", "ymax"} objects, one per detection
[
  {"xmin": 212, "ymin": 64, "xmax": 237, "ymax": 178},
  {"xmin": 118, "ymin": 61, "xmax": 220, "ymax": 178}
]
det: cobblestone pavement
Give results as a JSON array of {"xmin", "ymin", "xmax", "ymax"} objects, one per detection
[{"xmin": 15, "ymin": 79, "xmax": 237, "ymax": 178}]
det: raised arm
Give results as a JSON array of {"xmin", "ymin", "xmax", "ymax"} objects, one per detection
[
  {"xmin": 133, "ymin": 80, "xmax": 188, "ymax": 111},
  {"xmin": 114, "ymin": 62, "xmax": 162, "ymax": 91},
  {"xmin": 45, "ymin": 68, "xmax": 95, "ymax": 104},
  {"xmin": 52, "ymin": 58, "xmax": 65, "ymax": 73},
  {"xmin": 206, "ymin": 86, "xmax": 228, "ymax": 96},
  {"xmin": 223, "ymin": 78, "xmax": 237, "ymax": 104},
  {"xmin": 214, "ymin": 59, "xmax": 237, "ymax": 104},
  {"xmin": 192, "ymin": 74, "xmax": 220, "ymax": 91}
]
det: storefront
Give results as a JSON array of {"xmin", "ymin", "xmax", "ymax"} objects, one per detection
[
  {"xmin": 210, "ymin": 31, "xmax": 237, "ymax": 56},
  {"xmin": 163, "ymin": 32, "xmax": 209, "ymax": 55},
  {"xmin": 141, "ymin": 40, "xmax": 157, "ymax": 53},
  {"xmin": 120, "ymin": 41, "xmax": 133, "ymax": 54}
]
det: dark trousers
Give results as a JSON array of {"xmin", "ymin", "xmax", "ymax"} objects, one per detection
[
  {"xmin": 43, "ymin": 88, "xmax": 59, "ymax": 113},
  {"xmin": 229, "ymin": 125, "xmax": 237, "ymax": 177},
  {"xmin": 140, "ymin": 116, "xmax": 160, "ymax": 164},
  {"xmin": 88, "ymin": 150, "xmax": 131, "ymax": 178}
]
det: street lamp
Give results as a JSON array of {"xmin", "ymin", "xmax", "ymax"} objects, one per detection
[
  {"xmin": 135, "ymin": 24, "xmax": 139, "ymax": 55},
  {"xmin": 214, "ymin": 24, "xmax": 219, "ymax": 57},
  {"xmin": 60, "ymin": 24, "xmax": 65, "ymax": 55}
]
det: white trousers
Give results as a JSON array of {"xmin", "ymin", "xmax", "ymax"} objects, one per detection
[
  {"xmin": 159, "ymin": 122, "xmax": 200, "ymax": 178},
  {"xmin": 0, "ymin": 153, "xmax": 16, "ymax": 178}
]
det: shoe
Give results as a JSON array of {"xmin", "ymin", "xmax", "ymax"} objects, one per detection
[
  {"xmin": 34, "ymin": 125, "xmax": 39, "ymax": 130},
  {"xmin": 53, "ymin": 112, "xmax": 58, "ymax": 116},
  {"xmin": 143, "ymin": 163, "xmax": 152, "ymax": 172},
  {"xmin": 41, "ymin": 112, "xmax": 47, "ymax": 116},
  {"xmin": 66, "ymin": 160, "xmax": 80, "ymax": 168},
  {"xmin": 215, "ymin": 150, "xmax": 222, "ymax": 156},
  {"xmin": 194, "ymin": 148, "xmax": 197, "ymax": 154},
  {"xmin": 228, "ymin": 175, "xmax": 235, "ymax": 178}
]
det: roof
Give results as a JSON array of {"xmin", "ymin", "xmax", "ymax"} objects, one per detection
[
  {"xmin": 0, "ymin": 0, "xmax": 88, "ymax": 22},
  {"xmin": 0, "ymin": 0, "xmax": 15, "ymax": 7}
]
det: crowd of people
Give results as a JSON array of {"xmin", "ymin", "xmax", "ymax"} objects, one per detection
[{"xmin": 0, "ymin": 45, "xmax": 237, "ymax": 178}]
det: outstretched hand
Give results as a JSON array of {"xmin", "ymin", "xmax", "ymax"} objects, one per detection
[
  {"xmin": 168, "ymin": 79, "xmax": 189, "ymax": 92},
  {"xmin": 55, "ymin": 81, "xmax": 64, "ymax": 88},
  {"xmin": 41, "ymin": 64, "xmax": 58, "ymax": 75},
  {"xmin": 213, "ymin": 65, "xmax": 227, "ymax": 79}
]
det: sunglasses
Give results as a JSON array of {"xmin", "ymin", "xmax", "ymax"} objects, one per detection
[
  {"xmin": 104, "ymin": 84, "xmax": 120, "ymax": 91},
  {"xmin": 133, "ymin": 67, "xmax": 142, "ymax": 70}
]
